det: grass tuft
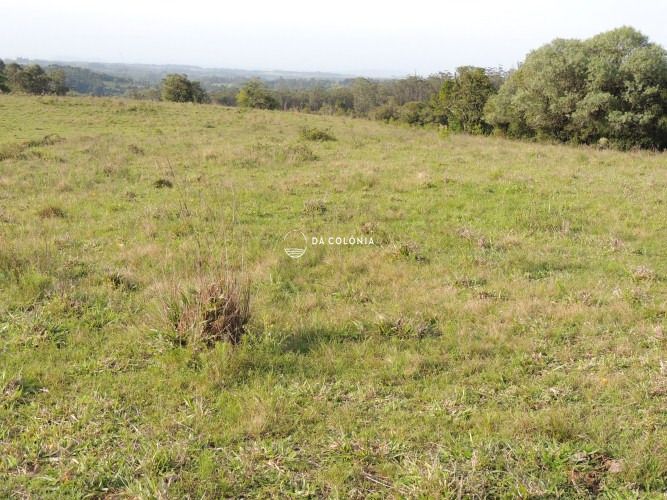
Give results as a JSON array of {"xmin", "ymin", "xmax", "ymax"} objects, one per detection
[
  {"xmin": 376, "ymin": 315, "xmax": 440, "ymax": 339},
  {"xmin": 0, "ymin": 134, "xmax": 63, "ymax": 161},
  {"xmin": 168, "ymin": 274, "xmax": 251, "ymax": 346},
  {"xmin": 153, "ymin": 178, "xmax": 174, "ymax": 189},
  {"xmin": 303, "ymin": 199, "xmax": 327, "ymax": 215},
  {"xmin": 37, "ymin": 206, "xmax": 66, "ymax": 219},
  {"xmin": 300, "ymin": 126, "xmax": 336, "ymax": 142}
]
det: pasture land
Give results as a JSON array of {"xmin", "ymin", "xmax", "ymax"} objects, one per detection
[{"xmin": 1, "ymin": 95, "xmax": 666, "ymax": 497}]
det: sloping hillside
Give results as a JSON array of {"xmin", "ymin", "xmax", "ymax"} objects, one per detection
[{"xmin": 1, "ymin": 95, "xmax": 666, "ymax": 497}]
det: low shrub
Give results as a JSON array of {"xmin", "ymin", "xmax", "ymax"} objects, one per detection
[
  {"xmin": 38, "ymin": 206, "xmax": 66, "ymax": 219},
  {"xmin": 283, "ymin": 143, "xmax": 318, "ymax": 163},
  {"xmin": 300, "ymin": 126, "xmax": 336, "ymax": 142},
  {"xmin": 153, "ymin": 178, "xmax": 173, "ymax": 189},
  {"xmin": 303, "ymin": 199, "xmax": 327, "ymax": 215},
  {"xmin": 376, "ymin": 315, "xmax": 440, "ymax": 339},
  {"xmin": 167, "ymin": 274, "xmax": 251, "ymax": 346}
]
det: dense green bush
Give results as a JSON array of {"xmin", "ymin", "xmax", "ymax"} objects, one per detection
[
  {"xmin": 300, "ymin": 126, "xmax": 336, "ymax": 141},
  {"xmin": 236, "ymin": 80, "xmax": 279, "ymax": 110},
  {"xmin": 161, "ymin": 74, "xmax": 209, "ymax": 103},
  {"xmin": 0, "ymin": 59, "xmax": 8, "ymax": 93},
  {"xmin": 2, "ymin": 62, "xmax": 68, "ymax": 95},
  {"xmin": 485, "ymin": 27, "xmax": 667, "ymax": 149},
  {"xmin": 398, "ymin": 101, "xmax": 430, "ymax": 126},
  {"xmin": 435, "ymin": 66, "xmax": 495, "ymax": 133},
  {"xmin": 372, "ymin": 102, "xmax": 399, "ymax": 122}
]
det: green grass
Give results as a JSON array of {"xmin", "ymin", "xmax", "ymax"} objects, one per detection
[{"xmin": 1, "ymin": 94, "xmax": 666, "ymax": 497}]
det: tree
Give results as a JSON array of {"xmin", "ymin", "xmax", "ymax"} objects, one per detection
[
  {"xmin": 2, "ymin": 63, "xmax": 70, "ymax": 95},
  {"xmin": 6, "ymin": 64, "xmax": 51, "ymax": 94},
  {"xmin": 210, "ymin": 86, "xmax": 238, "ymax": 106},
  {"xmin": 47, "ymin": 69, "xmax": 69, "ymax": 95},
  {"xmin": 436, "ymin": 67, "xmax": 495, "ymax": 133},
  {"xmin": 328, "ymin": 86, "xmax": 354, "ymax": 113},
  {"xmin": 485, "ymin": 27, "xmax": 667, "ymax": 149},
  {"xmin": 0, "ymin": 59, "xmax": 8, "ymax": 93},
  {"xmin": 161, "ymin": 74, "xmax": 193, "ymax": 102},
  {"xmin": 584, "ymin": 28, "xmax": 667, "ymax": 148},
  {"xmin": 350, "ymin": 78, "xmax": 380, "ymax": 116},
  {"xmin": 236, "ymin": 80, "xmax": 278, "ymax": 110},
  {"xmin": 398, "ymin": 101, "xmax": 431, "ymax": 126},
  {"xmin": 161, "ymin": 74, "xmax": 208, "ymax": 103},
  {"xmin": 190, "ymin": 81, "xmax": 210, "ymax": 103}
]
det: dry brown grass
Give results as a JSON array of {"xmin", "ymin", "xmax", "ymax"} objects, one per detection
[
  {"xmin": 171, "ymin": 274, "xmax": 251, "ymax": 346},
  {"xmin": 37, "ymin": 206, "xmax": 66, "ymax": 219}
]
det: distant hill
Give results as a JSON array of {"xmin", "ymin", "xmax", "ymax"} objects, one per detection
[
  {"xmin": 49, "ymin": 65, "xmax": 136, "ymax": 96},
  {"xmin": 9, "ymin": 58, "xmax": 356, "ymax": 86}
]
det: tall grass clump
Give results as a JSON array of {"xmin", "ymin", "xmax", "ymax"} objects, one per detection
[
  {"xmin": 0, "ymin": 134, "xmax": 63, "ymax": 161},
  {"xmin": 300, "ymin": 126, "xmax": 336, "ymax": 142},
  {"xmin": 164, "ymin": 272, "xmax": 251, "ymax": 346}
]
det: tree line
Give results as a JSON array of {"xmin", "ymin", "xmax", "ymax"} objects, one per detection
[
  {"xmin": 160, "ymin": 27, "xmax": 666, "ymax": 149},
  {"xmin": 485, "ymin": 27, "xmax": 667, "ymax": 149},
  {"xmin": 0, "ymin": 60, "xmax": 69, "ymax": 95},
  {"xmin": 2, "ymin": 27, "xmax": 665, "ymax": 149}
]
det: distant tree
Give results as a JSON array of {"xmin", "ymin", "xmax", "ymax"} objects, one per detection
[
  {"xmin": 436, "ymin": 66, "xmax": 495, "ymax": 133},
  {"xmin": 47, "ymin": 68, "xmax": 69, "ymax": 95},
  {"xmin": 4, "ymin": 63, "xmax": 21, "ymax": 91},
  {"xmin": 159, "ymin": 74, "xmax": 209, "ymax": 103},
  {"xmin": 484, "ymin": 67, "xmax": 510, "ymax": 91},
  {"xmin": 2, "ymin": 63, "xmax": 67, "ymax": 95},
  {"xmin": 210, "ymin": 86, "xmax": 239, "ymax": 106},
  {"xmin": 350, "ymin": 78, "xmax": 380, "ymax": 116},
  {"xmin": 6, "ymin": 64, "xmax": 51, "ymax": 94},
  {"xmin": 398, "ymin": 101, "xmax": 431, "ymax": 126},
  {"xmin": 0, "ymin": 59, "xmax": 8, "ymax": 93},
  {"xmin": 328, "ymin": 86, "xmax": 354, "ymax": 113},
  {"xmin": 161, "ymin": 74, "xmax": 192, "ymax": 102},
  {"xmin": 389, "ymin": 76, "xmax": 433, "ymax": 105},
  {"xmin": 372, "ymin": 101, "xmax": 399, "ymax": 122},
  {"xmin": 127, "ymin": 86, "xmax": 161, "ymax": 101},
  {"xmin": 236, "ymin": 80, "xmax": 278, "ymax": 109},
  {"xmin": 51, "ymin": 65, "xmax": 134, "ymax": 96},
  {"xmin": 190, "ymin": 80, "xmax": 210, "ymax": 103},
  {"xmin": 274, "ymin": 87, "xmax": 299, "ymax": 111}
]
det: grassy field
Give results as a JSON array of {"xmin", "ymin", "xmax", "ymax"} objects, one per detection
[{"xmin": 1, "ymin": 94, "xmax": 666, "ymax": 497}]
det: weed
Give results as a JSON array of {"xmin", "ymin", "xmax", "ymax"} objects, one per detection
[
  {"xmin": 376, "ymin": 315, "xmax": 440, "ymax": 339},
  {"xmin": 107, "ymin": 271, "xmax": 140, "ymax": 291},
  {"xmin": 128, "ymin": 144, "xmax": 145, "ymax": 155},
  {"xmin": 169, "ymin": 274, "xmax": 251, "ymax": 346},
  {"xmin": 303, "ymin": 199, "xmax": 327, "ymax": 215},
  {"xmin": 300, "ymin": 126, "xmax": 336, "ymax": 141},
  {"xmin": 632, "ymin": 265, "xmax": 655, "ymax": 281},
  {"xmin": 153, "ymin": 178, "xmax": 173, "ymax": 188},
  {"xmin": 283, "ymin": 143, "xmax": 318, "ymax": 163},
  {"xmin": 393, "ymin": 240, "xmax": 427, "ymax": 262},
  {"xmin": 0, "ymin": 134, "xmax": 63, "ymax": 161},
  {"xmin": 37, "ymin": 206, "xmax": 66, "ymax": 218}
]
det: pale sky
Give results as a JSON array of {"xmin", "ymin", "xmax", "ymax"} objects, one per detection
[{"xmin": 2, "ymin": 0, "xmax": 666, "ymax": 77}]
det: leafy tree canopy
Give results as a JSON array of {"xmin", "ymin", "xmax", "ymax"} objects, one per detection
[
  {"xmin": 485, "ymin": 27, "xmax": 667, "ymax": 149},
  {"xmin": 161, "ymin": 74, "xmax": 209, "ymax": 104},
  {"xmin": 436, "ymin": 66, "xmax": 496, "ymax": 133},
  {"xmin": 236, "ymin": 80, "xmax": 279, "ymax": 110}
]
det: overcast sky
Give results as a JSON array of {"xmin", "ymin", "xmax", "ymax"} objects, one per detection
[{"xmin": 2, "ymin": 0, "xmax": 666, "ymax": 77}]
